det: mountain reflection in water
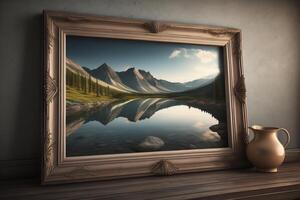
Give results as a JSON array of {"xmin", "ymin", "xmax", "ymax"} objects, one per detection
[{"xmin": 66, "ymin": 98, "xmax": 228, "ymax": 157}]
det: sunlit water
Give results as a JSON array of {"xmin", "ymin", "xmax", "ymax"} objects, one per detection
[{"xmin": 66, "ymin": 103, "xmax": 226, "ymax": 157}]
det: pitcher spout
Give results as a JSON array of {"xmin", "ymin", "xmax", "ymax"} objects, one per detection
[{"xmin": 248, "ymin": 125, "xmax": 263, "ymax": 132}]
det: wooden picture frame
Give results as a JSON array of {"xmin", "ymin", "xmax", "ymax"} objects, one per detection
[{"xmin": 42, "ymin": 10, "xmax": 248, "ymax": 184}]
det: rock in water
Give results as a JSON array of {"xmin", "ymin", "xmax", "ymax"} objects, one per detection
[
  {"xmin": 210, "ymin": 123, "xmax": 226, "ymax": 132},
  {"xmin": 209, "ymin": 123, "xmax": 227, "ymax": 137},
  {"xmin": 139, "ymin": 136, "xmax": 164, "ymax": 150},
  {"xmin": 199, "ymin": 130, "xmax": 221, "ymax": 142}
]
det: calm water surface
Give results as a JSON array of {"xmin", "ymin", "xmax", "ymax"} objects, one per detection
[{"xmin": 66, "ymin": 98, "xmax": 226, "ymax": 157}]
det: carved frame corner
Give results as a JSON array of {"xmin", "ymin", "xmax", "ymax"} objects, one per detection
[
  {"xmin": 144, "ymin": 21, "xmax": 169, "ymax": 33},
  {"xmin": 234, "ymin": 75, "xmax": 246, "ymax": 104},
  {"xmin": 151, "ymin": 160, "xmax": 178, "ymax": 176}
]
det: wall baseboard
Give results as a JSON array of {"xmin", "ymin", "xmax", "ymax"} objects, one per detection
[
  {"xmin": 0, "ymin": 159, "xmax": 40, "ymax": 180},
  {"xmin": 0, "ymin": 150, "xmax": 299, "ymax": 180}
]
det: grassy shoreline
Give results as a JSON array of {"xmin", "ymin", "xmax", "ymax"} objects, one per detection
[
  {"xmin": 67, "ymin": 85, "xmax": 222, "ymax": 105},
  {"xmin": 66, "ymin": 86, "xmax": 116, "ymax": 103}
]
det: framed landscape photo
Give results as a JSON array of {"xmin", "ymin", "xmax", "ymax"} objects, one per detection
[{"xmin": 43, "ymin": 11, "xmax": 248, "ymax": 184}]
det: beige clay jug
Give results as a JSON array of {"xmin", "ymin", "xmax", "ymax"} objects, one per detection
[{"xmin": 247, "ymin": 125, "xmax": 290, "ymax": 172}]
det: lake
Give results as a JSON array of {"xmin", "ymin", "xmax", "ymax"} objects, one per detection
[{"xmin": 66, "ymin": 98, "xmax": 227, "ymax": 157}]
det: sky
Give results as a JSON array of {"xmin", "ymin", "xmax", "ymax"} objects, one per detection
[{"xmin": 66, "ymin": 35, "xmax": 223, "ymax": 83}]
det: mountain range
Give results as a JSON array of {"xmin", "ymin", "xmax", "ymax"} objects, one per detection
[{"xmin": 82, "ymin": 61, "xmax": 215, "ymax": 94}]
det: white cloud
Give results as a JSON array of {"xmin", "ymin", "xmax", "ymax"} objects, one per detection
[
  {"xmin": 169, "ymin": 48, "xmax": 218, "ymax": 64},
  {"xmin": 169, "ymin": 50, "xmax": 181, "ymax": 59},
  {"xmin": 194, "ymin": 49, "xmax": 217, "ymax": 63},
  {"xmin": 182, "ymin": 48, "xmax": 190, "ymax": 58}
]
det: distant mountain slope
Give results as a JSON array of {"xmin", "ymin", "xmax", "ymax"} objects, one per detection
[
  {"xmin": 117, "ymin": 67, "xmax": 217, "ymax": 94},
  {"xmin": 156, "ymin": 79, "xmax": 187, "ymax": 92},
  {"xmin": 69, "ymin": 58, "xmax": 218, "ymax": 94},
  {"xmin": 66, "ymin": 58, "xmax": 129, "ymax": 94},
  {"xmin": 169, "ymin": 74, "xmax": 225, "ymax": 101},
  {"xmin": 138, "ymin": 70, "xmax": 187, "ymax": 92},
  {"xmin": 184, "ymin": 77, "xmax": 215, "ymax": 89},
  {"xmin": 66, "ymin": 58, "xmax": 90, "ymax": 76},
  {"xmin": 117, "ymin": 68, "xmax": 168, "ymax": 93},
  {"xmin": 88, "ymin": 63, "xmax": 137, "ymax": 93}
]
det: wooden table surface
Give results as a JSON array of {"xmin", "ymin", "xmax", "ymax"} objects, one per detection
[{"xmin": 1, "ymin": 163, "xmax": 300, "ymax": 200}]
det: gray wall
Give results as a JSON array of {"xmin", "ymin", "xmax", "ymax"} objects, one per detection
[{"xmin": 1, "ymin": 0, "xmax": 300, "ymax": 179}]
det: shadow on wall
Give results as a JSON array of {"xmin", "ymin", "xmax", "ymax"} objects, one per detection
[{"xmin": 4, "ymin": 14, "xmax": 42, "ymax": 179}]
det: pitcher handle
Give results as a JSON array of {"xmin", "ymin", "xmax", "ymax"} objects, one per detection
[{"xmin": 279, "ymin": 128, "xmax": 291, "ymax": 148}]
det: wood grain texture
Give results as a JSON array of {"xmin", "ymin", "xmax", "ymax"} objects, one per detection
[{"xmin": 2, "ymin": 163, "xmax": 300, "ymax": 200}]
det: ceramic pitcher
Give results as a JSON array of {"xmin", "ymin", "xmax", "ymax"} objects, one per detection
[{"xmin": 247, "ymin": 125, "xmax": 290, "ymax": 172}]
